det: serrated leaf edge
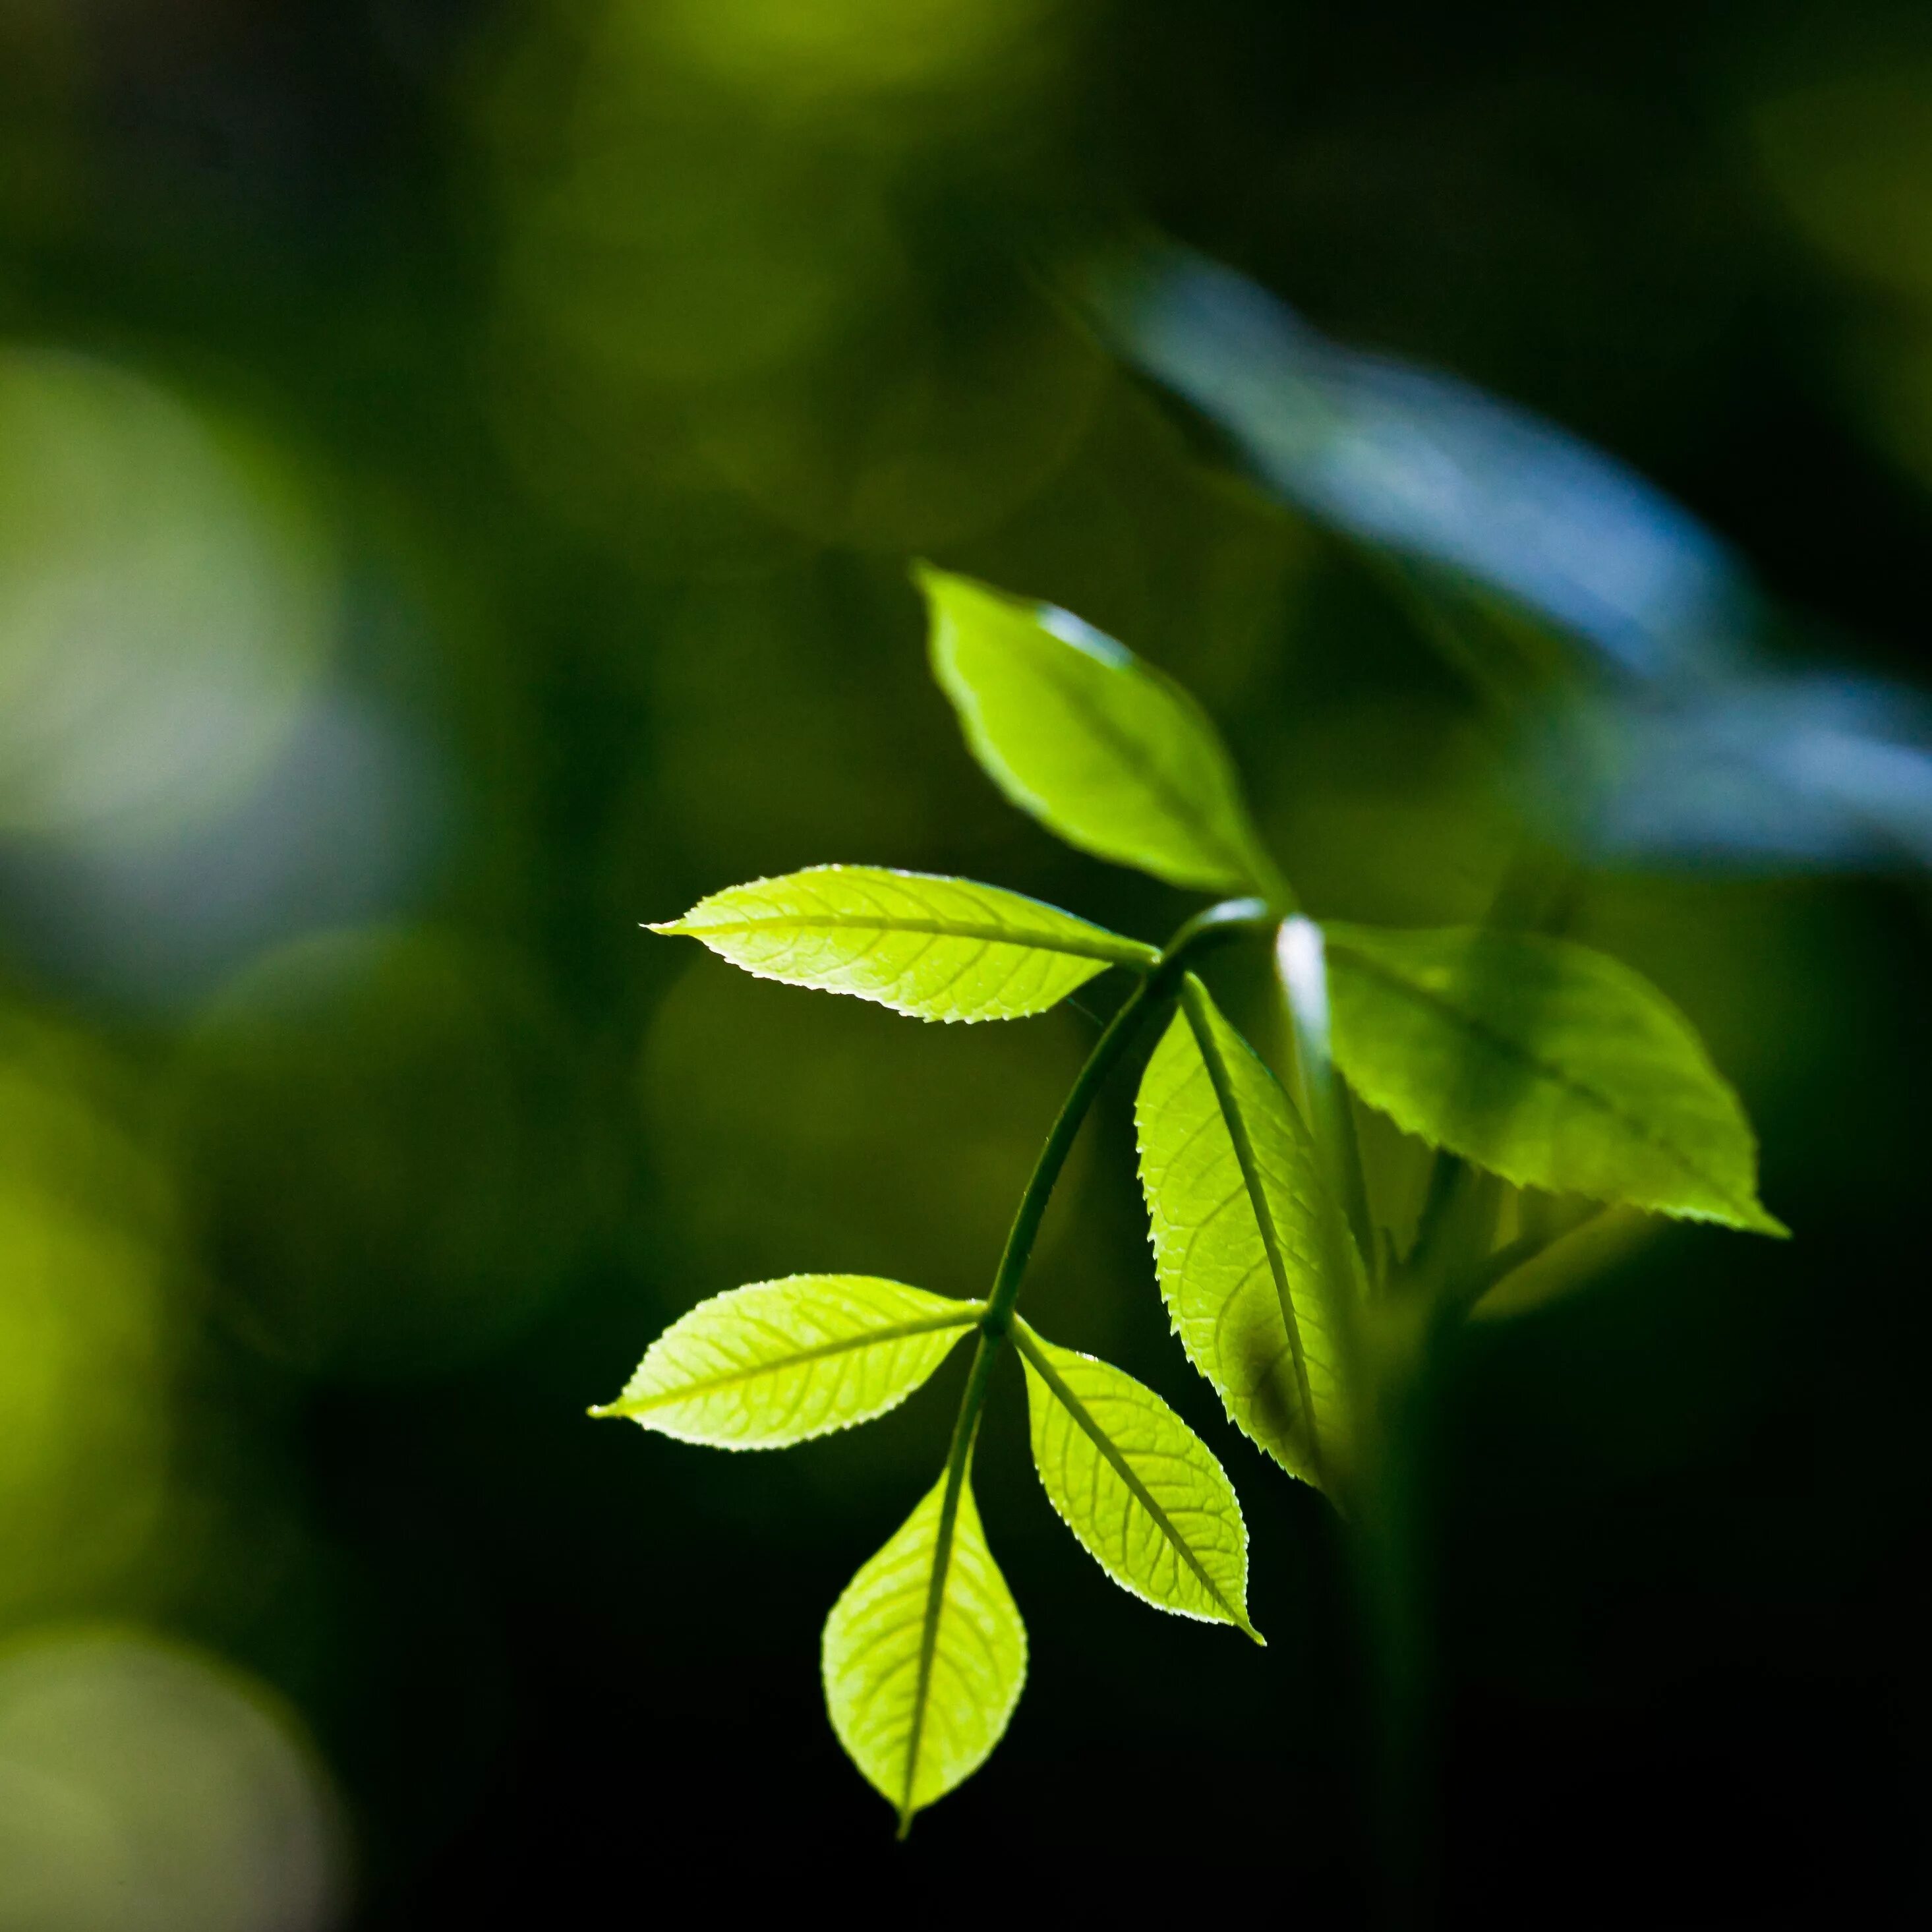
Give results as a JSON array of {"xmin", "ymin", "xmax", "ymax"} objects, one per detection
[
  {"xmin": 1324, "ymin": 927, "xmax": 1788, "ymax": 1237},
  {"xmin": 847, "ymin": 1465, "xmax": 1025, "ymax": 1836},
  {"xmin": 591, "ymin": 1280, "xmax": 985, "ymax": 1449},
  {"xmin": 1013, "ymin": 1318, "xmax": 1263, "ymax": 1643},
  {"xmin": 646, "ymin": 864, "xmax": 1159, "ymax": 1026}
]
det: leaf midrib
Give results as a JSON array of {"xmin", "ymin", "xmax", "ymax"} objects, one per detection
[
  {"xmin": 669, "ymin": 912, "xmax": 1157, "ymax": 970},
  {"xmin": 902, "ymin": 1468, "xmax": 969, "ymax": 1829},
  {"xmin": 601, "ymin": 1308, "xmax": 983, "ymax": 1415}
]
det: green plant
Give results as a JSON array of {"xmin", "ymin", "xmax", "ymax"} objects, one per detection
[{"xmin": 597, "ymin": 565, "xmax": 1782, "ymax": 1846}]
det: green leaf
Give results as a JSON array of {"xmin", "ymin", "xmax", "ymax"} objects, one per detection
[
  {"xmin": 1469, "ymin": 1204, "xmax": 1657, "ymax": 1322},
  {"xmin": 822, "ymin": 1467, "xmax": 1026, "ymax": 1834},
  {"xmin": 592, "ymin": 1276, "xmax": 981, "ymax": 1448},
  {"xmin": 1013, "ymin": 1318, "xmax": 1261, "ymax": 1641},
  {"xmin": 918, "ymin": 565, "xmax": 1281, "ymax": 896},
  {"xmin": 651, "ymin": 865, "xmax": 1156, "ymax": 1023},
  {"xmin": 1134, "ymin": 975, "xmax": 1356, "ymax": 1490},
  {"xmin": 1321, "ymin": 924, "xmax": 1786, "ymax": 1235}
]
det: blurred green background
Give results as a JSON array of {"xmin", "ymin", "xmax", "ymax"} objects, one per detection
[{"xmin": 2, "ymin": 2, "xmax": 1929, "ymax": 1925}]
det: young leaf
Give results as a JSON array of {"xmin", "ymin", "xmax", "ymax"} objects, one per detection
[
  {"xmin": 1321, "ymin": 923, "xmax": 1786, "ymax": 1235},
  {"xmin": 1012, "ymin": 1318, "xmax": 1261, "ymax": 1641},
  {"xmin": 651, "ymin": 865, "xmax": 1157, "ymax": 1023},
  {"xmin": 1136, "ymin": 974, "xmax": 1355, "ymax": 1489},
  {"xmin": 592, "ymin": 1276, "xmax": 981, "ymax": 1448},
  {"xmin": 822, "ymin": 1467, "xmax": 1026, "ymax": 1834},
  {"xmin": 918, "ymin": 565, "xmax": 1281, "ymax": 896}
]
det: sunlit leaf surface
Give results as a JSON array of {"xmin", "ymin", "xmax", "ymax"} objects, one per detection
[
  {"xmin": 1135, "ymin": 975, "xmax": 1354, "ymax": 1488},
  {"xmin": 920, "ymin": 566, "xmax": 1278, "ymax": 894},
  {"xmin": 821, "ymin": 1469, "xmax": 1025, "ymax": 1831},
  {"xmin": 651, "ymin": 865, "xmax": 1156, "ymax": 1022},
  {"xmin": 594, "ymin": 1276, "xmax": 981, "ymax": 1448},
  {"xmin": 1015, "ymin": 1320, "xmax": 1259, "ymax": 1639},
  {"xmin": 1322, "ymin": 923, "xmax": 1786, "ymax": 1234}
]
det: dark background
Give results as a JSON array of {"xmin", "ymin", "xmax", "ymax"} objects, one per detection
[{"xmin": 1, "ymin": 2, "xmax": 1928, "ymax": 1925}]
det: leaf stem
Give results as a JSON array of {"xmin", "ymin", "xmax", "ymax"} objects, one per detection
[
  {"xmin": 1276, "ymin": 917, "xmax": 1376, "ymax": 1279},
  {"xmin": 982, "ymin": 896, "xmax": 1275, "ymax": 1335},
  {"xmin": 900, "ymin": 895, "xmax": 1277, "ymax": 1833}
]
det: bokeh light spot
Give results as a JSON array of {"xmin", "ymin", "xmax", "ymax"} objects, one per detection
[
  {"xmin": 0, "ymin": 350, "xmax": 332, "ymax": 852},
  {"xmin": 0, "ymin": 1628, "xmax": 345, "ymax": 1932}
]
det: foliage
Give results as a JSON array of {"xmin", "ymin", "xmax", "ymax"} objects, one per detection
[
  {"xmin": 1136, "ymin": 974, "xmax": 1355, "ymax": 1486},
  {"xmin": 1321, "ymin": 924, "xmax": 1786, "ymax": 1235},
  {"xmin": 653, "ymin": 867, "xmax": 1156, "ymax": 1023},
  {"xmin": 600, "ymin": 564, "xmax": 1781, "ymax": 1830}
]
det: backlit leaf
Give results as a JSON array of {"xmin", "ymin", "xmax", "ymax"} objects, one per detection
[
  {"xmin": 1135, "ymin": 975, "xmax": 1355, "ymax": 1488},
  {"xmin": 822, "ymin": 1467, "xmax": 1026, "ymax": 1832},
  {"xmin": 1014, "ymin": 1318, "xmax": 1260, "ymax": 1639},
  {"xmin": 919, "ymin": 565, "xmax": 1279, "ymax": 895},
  {"xmin": 1322, "ymin": 923, "xmax": 1786, "ymax": 1235},
  {"xmin": 593, "ymin": 1276, "xmax": 980, "ymax": 1448},
  {"xmin": 651, "ymin": 865, "xmax": 1156, "ymax": 1022}
]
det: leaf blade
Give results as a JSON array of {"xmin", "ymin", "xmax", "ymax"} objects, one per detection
[
  {"xmin": 1322, "ymin": 923, "xmax": 1785, "ymax": 1235},
  {"xmin": 594, "ymin": 1276, "xmax": 981, "ymax": 1448},
  {"xmin": 1135, "ymin": 975, "xmax": 1355, "ymax": 1488},
  {"xmin": 821, "ymin": 1467, "xmax": 1026, "ymax": 1830},
  {"xmin": 1014, "ymin": 1319, "xmax": 1260, "ymax": 1640},
  {"xmin": 652, "ymin": 865, "xmax": 1156, "ymax": 1022},
  {"xmin": 920, "ymin": 565, "xmax": 1279, "ymax": 894}
]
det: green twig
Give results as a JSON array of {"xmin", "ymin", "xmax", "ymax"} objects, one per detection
[{"xmin": 903, "ymin": 896, "xmax": 1279, "ymax": 1834}]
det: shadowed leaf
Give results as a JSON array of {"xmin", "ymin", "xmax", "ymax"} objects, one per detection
[
  {"xmin": 1135, "ymin": 974, "xmax": 1356, "ymax": 1489},
  {"xmin": 1322, "ymin": 923, "xmax": 1786, "ymax": 1235}
]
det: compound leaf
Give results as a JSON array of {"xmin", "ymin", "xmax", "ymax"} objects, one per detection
[
  {"xmin": 593, "ymin": 1276, "xmax": 981, "ymax": 1448},
  {"xmin": 1136, "ymin": 974, "xmax": 1355, "ymax": 1489},
  {"xmin": 919, "ymin": 565, "xmax": 1279, "ymax": 896},
  {"xmin": 1014, "ymin": 1318, "xmax": 1260, "ymax": 1640},
  {"xmin": 651, "ymin": 865, "xmax": 1156, "ymax": 1023},
  {"xmin": 822, "ymin": 1467, "xmax": 1026, "ymax": 1834},
  {"xmin": 1322, "ymin": 923, "xmax": 1786, "ymax": 1235}
]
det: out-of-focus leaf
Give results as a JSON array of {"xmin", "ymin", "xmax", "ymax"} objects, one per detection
[
  {"xmin": 1087, "ymin": 243, "xmax": 1752, "ymax": 684},
  {"xmin": 1094, "ymin": 244, "xmax": 1932, "ymax": 883},
  {"xmin": 1135, "ymin": 974, "xmax": 1355, "ymax": 1488},
  {"xmin": 651, "ymin": 865, "xmax": 1156, "ymax": 1022},
  {"xmin": 1469, "ymin": 1204, "xmax": 1658, "ymax": 1321},
  {"xmin": 821, "ymin": 1469, "xmax": 1025, "ymax": 1833},
  {"xmin": 918, "ymin": 565, "xmax": 1279, "ymax": 896},
  {"xmin": 1014, "ymin": 1319, "xmax": 1260, "ymax": 1639},
  {"xmin": 1323, "ymin": 923, "xmax": 1786, "ymax": 1235},
  {"xmin": 593, "ymin": 1276, "xmax": 980, "ymax": 1448}
]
